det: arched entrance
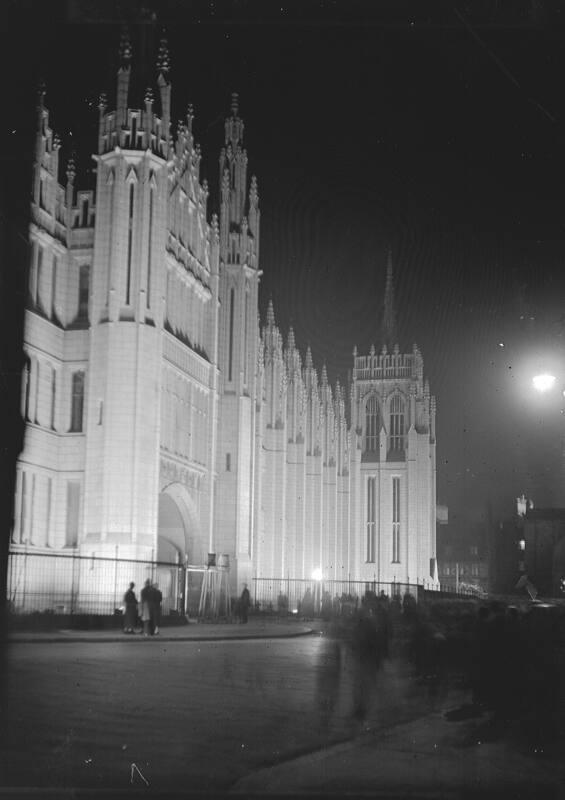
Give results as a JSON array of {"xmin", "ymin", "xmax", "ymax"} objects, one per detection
[{"xmin": 157, "ymin": 483, "xmax": 205, "ymax": 615}]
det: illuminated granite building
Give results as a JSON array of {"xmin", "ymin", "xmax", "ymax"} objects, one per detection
[{"xmin": 10, "ymin": 36, "xmax": 438, "ymax": 613}]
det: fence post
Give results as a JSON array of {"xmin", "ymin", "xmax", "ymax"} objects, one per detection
[
  {"xmin": 22, "ymin": 548, "xmax": 28, "ymax": 613},
  {"xmin": 113, "ymin": 545, "xmax": 119, "ymax": 612}
]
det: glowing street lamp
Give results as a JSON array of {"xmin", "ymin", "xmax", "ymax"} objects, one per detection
[
  {"xmin": 532, "ymin": 373, "xmax": 557, "ymax": 393},
  {"xmin": 311, "ymin": 568, "xmax": 323, "ymax": 615}
]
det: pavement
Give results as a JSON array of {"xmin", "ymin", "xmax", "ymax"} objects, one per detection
[
  {"xmin": 5, "ymin": 616, "xmax": 314, "ymax": 643},
  {"xmin": 231, "ymin": 707, "xmax": 565, "ymax": 797},
  {"xmin": 5, "ymin": 618, "xmax": 565, "ymax": 797}
]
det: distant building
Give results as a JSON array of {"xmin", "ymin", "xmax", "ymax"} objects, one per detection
[
  {"xmin": 8, "ymin": 35, "xmax": 439, "ymax": 614},
  {"xmin": 522, "ymin": 508, "xmax": 565, "ymax": 597}
]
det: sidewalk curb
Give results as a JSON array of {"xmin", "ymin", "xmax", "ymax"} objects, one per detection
[{"xmin": 6, "ymin": 627, "xmax": 315, "ymax": 644}]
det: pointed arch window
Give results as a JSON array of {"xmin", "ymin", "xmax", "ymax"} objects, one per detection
[
  {"xmin": 389, "ymin": 393, "xmax": 405, "ymax": 453},
  {"xmin": 70, "ymin": 371, "xmax": 85, "ymax": 432},
  {"xmin": 364, "ymin": 395, "xmax": 380, "ymax": 452}
]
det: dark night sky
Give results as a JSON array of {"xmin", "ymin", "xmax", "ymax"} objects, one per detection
[{"xmin": 4, "ymin": 0, "xmax": 565, "ymax": 540}]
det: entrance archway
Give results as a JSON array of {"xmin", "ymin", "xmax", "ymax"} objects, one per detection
[{"xmin": 157, "ymin": 483, "xmax": 205, "ymax": 614}]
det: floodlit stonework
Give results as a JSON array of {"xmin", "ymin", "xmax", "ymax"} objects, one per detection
[{"xmin": 9, "ymin": 36, "xmax": 438, "ymax": 613}]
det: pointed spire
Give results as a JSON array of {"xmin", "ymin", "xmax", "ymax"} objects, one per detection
[
  {"xmin": 287, "ymin": 326, "xmax": 295, "ymax": 352},
  {"xmin": 225, "ymin": 91, "xmax": 244, "ymax": 149},
  {"xmin": 321, "ymin": 364, "xmax": 328, "ymax": 387},
  {"xmin": 266, "ymin": 298, "xmax": 275, "ymax": 327},
  {"xmin": 119, "ymin": 27, "xmax": 132, "ymax": 65},
  {"xmin": 382, "ymin": 247, "xmax": 398, "ymax": 348},
  {"xmin": 305, "ymin": 346, "xmax": 313, "ymax": 370},
  {"xmin": 156, "ymin": 35, "xmax": 171, "ymax": 76},
  {"xmin": 66, "ymin": 154, "xmax": 76, "ymax": 184},
  {"xmin": 186, "ymin": 103, "xmax": 194, "ymax": 133}
]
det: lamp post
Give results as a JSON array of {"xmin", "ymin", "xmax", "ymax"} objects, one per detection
[{"xmin": 311, "ymin": 568, "xmax": 323, "ymax": 615}]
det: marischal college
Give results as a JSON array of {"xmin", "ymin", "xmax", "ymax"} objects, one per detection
[{"xmin": 9, "ymin": 35, "xmax": 439, "ymax": 615}]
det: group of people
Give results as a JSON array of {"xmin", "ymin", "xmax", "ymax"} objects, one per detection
[{"xmin": 123, "ymin": 579, "xmax": 163, "ymax": 636}]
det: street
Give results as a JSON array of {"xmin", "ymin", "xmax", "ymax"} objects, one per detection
[{"xmin": 0, "ymin": 634, "xmax": 449, "ymax": 792}]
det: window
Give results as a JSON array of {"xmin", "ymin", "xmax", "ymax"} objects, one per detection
[
  {"xmin": 389, "ymin": 394, "xmax": 405, "ymax": 452},
  {"xmin": 226, "ymin": 453, "xmax": 231, "ymax": 471},
  {"xmin": 78, "ymin": 265, "xmax": 89, "ymax": 321},
  {"xmin": 366, "ymin": 477, "xmax": 376, "ymax": 562},
  {"xmin": 45, "ymin": 477, "xmax": 52, "ymax": 547},
  {"xmin": 50, "ymin": 366, "xmax": 56, "ymax": 430},
  {"xmin": 70, "ymin": 371, "xmax": 85, "ymax": 432},
  {"xmin": 365, "ymin": 395, "xmax": 379, "ymax": 452},
  {"xmin": 65, "ymin": 481, "xmax": 80, "ymax": 547},
  {"xmin": 126, "ymin": 183, "xmax": 135, "ymax": 305},
  {"xmin": 392, "ymin": 477, "xmax": 400, "ymax": 563},
  {"xmin": 51, "ymin": 255, "xmax": 58, "ymax": 319},
  {"xmin": 22, "ymin": 357, "xmax": 31, "ymax": 420},
  {"xmin": 18, "ymin": 471, "xmax": 28, "ymax": 544},
  {"xmin": 228, "ymin": 287, "xmax": 235, "ymax": 382}
]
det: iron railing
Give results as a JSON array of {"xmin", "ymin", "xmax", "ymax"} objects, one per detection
[{"xmin": 6, "ymin": 549, "xmax": 211, "ymax": 617}]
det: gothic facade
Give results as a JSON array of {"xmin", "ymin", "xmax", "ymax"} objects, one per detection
[{"xmin": 10, "ymin": 38, "xmax": 438, "ymax": 613}]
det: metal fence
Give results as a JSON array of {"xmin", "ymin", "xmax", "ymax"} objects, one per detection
[
  {"xmin": 252, "ymin": 577, "xmax": 420, "ymax": 614},
  {"xmin": 6, "ymin": 549, "xmax": 212, "ymax": 617}
]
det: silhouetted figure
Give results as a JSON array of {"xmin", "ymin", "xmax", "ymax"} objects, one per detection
[
  {"xmin": 316, "ymin": 623, "xmax": 342, "ymax": 729},
  {"xmin": 402, "ymin": 591, "xmax": 417, "ymax": 622},
  {"xmin": 152, "ymin": 582, "xmax": 162, "ymax": 635},
  {"xmin": 140, "ymin": 578, "xmax": 153, "ymax": 637},
  {"xmin": 123, "ymin": 582, "xmax": 138, "ymax": 633},
  {"xmin": 301, "ymin": 588, "xmax": 314, "ymax": 619},
  {"xmin": 350, "ymin": 604, "xmax": 381, "ymax": 724},
  {"xmin": 239, "ymin": 584, "xmax": 251, "ymax": 623},
  {"xmin": 277, "ymin": 592, "xmax": 289, "ymax": 615}
]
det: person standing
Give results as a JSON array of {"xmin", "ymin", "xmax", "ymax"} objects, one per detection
[
  {"xmin": 140, "ymin": 579, "xmax": 153, "ymax": 637},
  {"xmin": 239, "ymin": 584, "xmax": 251, "ymax": 624},
  {"xmin": 152, "ymin": 582, "xmax": 163, "ymax": 635},
  {"xmin": 123, "ymin": 582, "xmax": 138, "ymax": 634}
]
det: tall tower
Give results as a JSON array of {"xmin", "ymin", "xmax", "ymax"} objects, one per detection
[
  {"xmin": 215, "ymin": 94, "xmax": 261, "ymax": 590},
  {"xmin": 350, "ymin": 252, "xmax": 437, "ymax": 587},
  {"xmin": 82, "ymin": 33, "xmax": 171, "ymax": 560}
]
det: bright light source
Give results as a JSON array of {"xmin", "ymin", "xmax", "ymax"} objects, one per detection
[
  {"xmin": 311, "ymin": 567, "xmax": 323, "ymax": 581},
  {"xmin": 532, "ymin": 374, "xmax": 556, "ymax": 393}
]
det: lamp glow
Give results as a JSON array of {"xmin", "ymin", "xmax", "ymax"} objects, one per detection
[
  {"xmin": 532, "ymin": 374, "xmax": 556, "ymax": 393},
  {"xmin": 311, "ymin": 568, "xmax": 323, "ymax": 581}
]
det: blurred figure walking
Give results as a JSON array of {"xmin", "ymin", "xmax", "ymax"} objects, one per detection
[{"xmin": 123, "ymin": 582, "xmax": 138, "ymax": 634}]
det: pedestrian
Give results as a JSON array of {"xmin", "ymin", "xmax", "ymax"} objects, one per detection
[
  {"xmin": 140, "ymin": 578, "xmax": 153, "ymax": 637},
  {"xmin": 350, "ymin": 603, "xmax": 381, "ymax": 725},
  {"xmin": 152, "ymin": 582, "xmax": 163, "ymax": 635},
  {"xmin": 123, "ymin": 582, "xmax": 138, "ymax": 634},
  {"xmin": 239, "ymin": 584, "xmax": 251, "ymax": 624},
  {"xmin": 316, "ymin": 622, "xmax": 342, "ymax": 729}
]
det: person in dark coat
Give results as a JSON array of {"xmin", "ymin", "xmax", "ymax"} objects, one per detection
[
  {"xmin": 123, "ymin": 582, "xmax": 138, "ymax": 633},
  {"xmin": 239, "ymin": 584, "xmax": 251, "ymax": 624},
  {"xmin": 140, "ymin": 578, "xmax": 153, "ymax": 637},
  {"xmin": 152, "ymin": 583, "xmax": 163, "ymax": 635}
]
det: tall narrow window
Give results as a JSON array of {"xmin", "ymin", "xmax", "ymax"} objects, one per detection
[
  {"xmin": 243, "ymin": 288, "xmax": 249, "ymax": 386},
  {"xmin": 70, "ymin": 371, "xmax": 85, "ymax": 432},
  {"xmin": 31, "ymin": 244, "xmax": 43, "ymax": 308},
  {"xmin": 22, "ymin": 356, "xmax": 31, "ymax": 420},
  {"xmin": 390, "ymin": 394, "xmax": 405, "ymax": 452},
  {"xmin": 29, "ymin": 474, "xmax": 36, "ymax": 545},
  {"xmin": 228, "ymin": 287, "xmax": 235, "ymax": 382},
  {"xmin": 365, "ymin": 395, "xmax": 379, "ymax": 452},
  {"xmin": 366, "ymin": 477, "xmax": 376, "ymax": 562},
  {"xmin": 51, "ymin": 255, "xmax": 58, "ymax": 319},
  {"xmin": 392, "ymin": 477, "xmax": 400, "ymax": 563},
  {"xmin": 19, "ymin": 471, "xmax": 28, "ymax": 544},
  {"xmin": 147, "ymin": 185, "xmax": 154, "ymax": 308},
  {"xmin": 50, "ymin": 366, "xmax": 56, "ymax": 430},
  {"xmin": 126, "ymin": 183, "xmax": 135, "ymax": 305},
  {"xmin": 65, "ymin": 481, "xmax": 80, "ymax": 547},
  {"xmin": 78, "ymin": 264, "xmax": 89, "ymax": 321},
  {"xmin": 45, "ymin": 476, "xmax": 52, "ymax": 547}
]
